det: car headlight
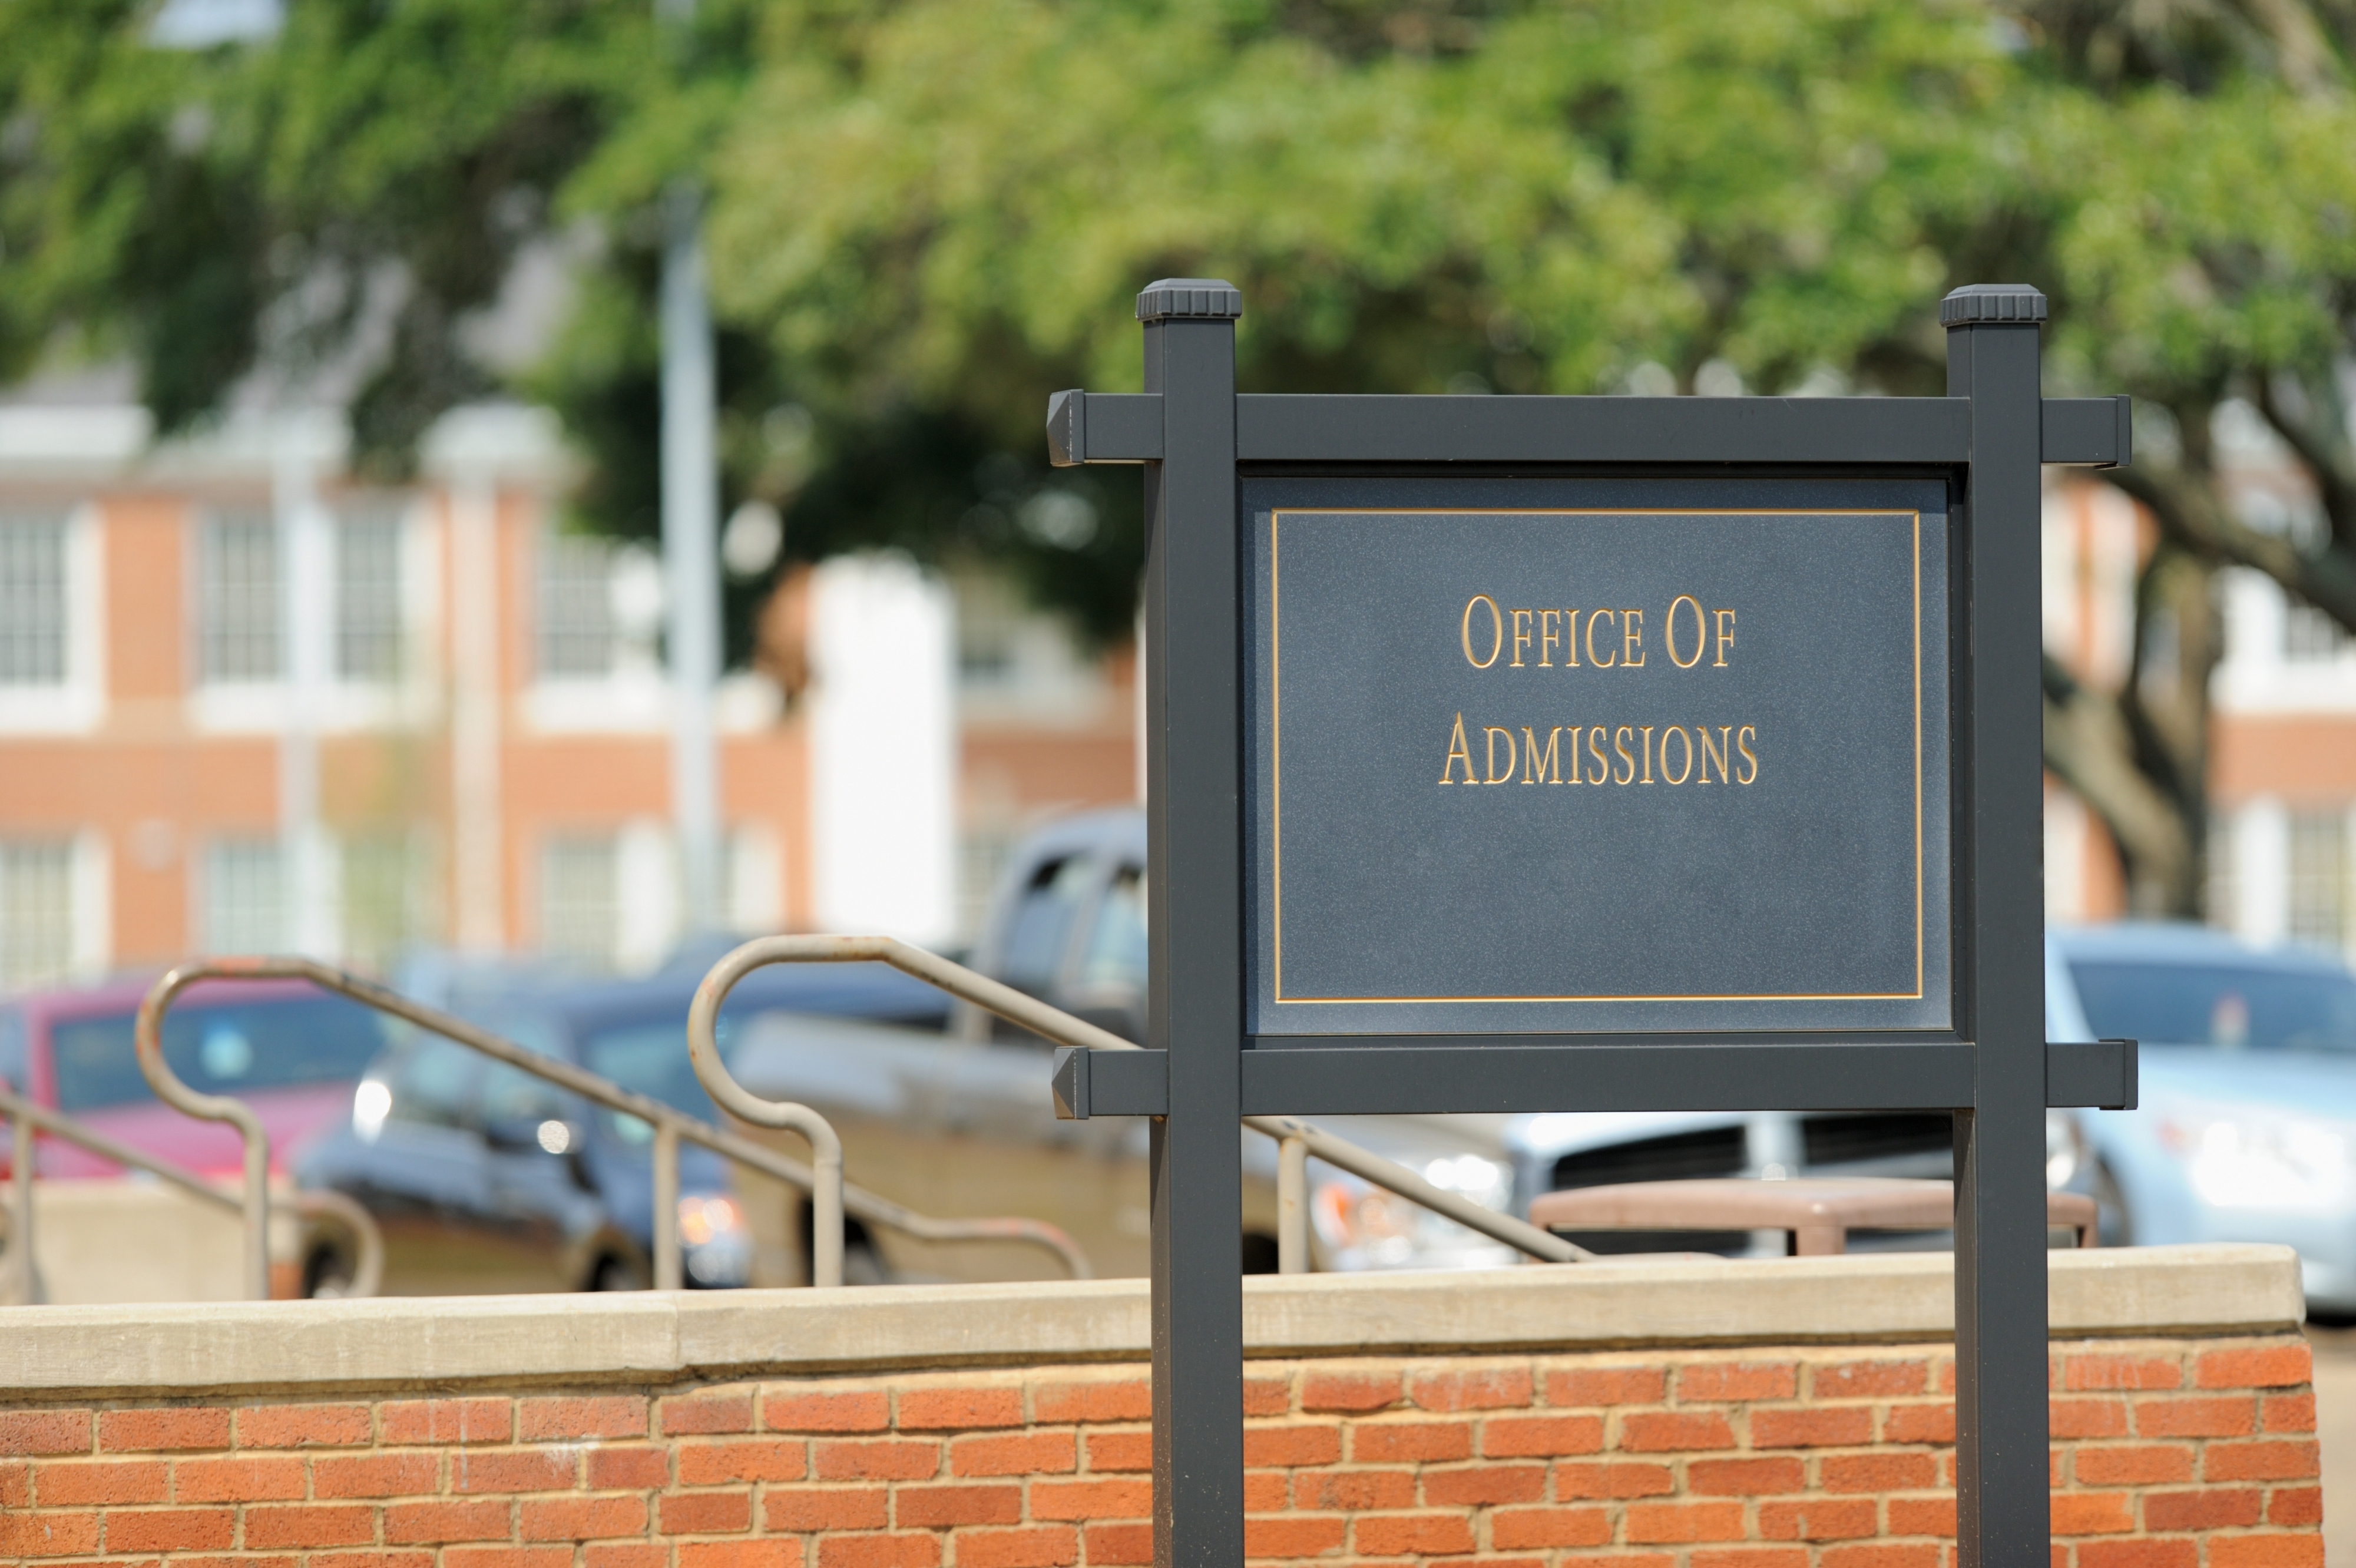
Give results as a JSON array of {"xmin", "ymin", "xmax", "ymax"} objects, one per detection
[
  {"xmin": 1310, "ymin": 1155, "xmax": 1516, "ymax": 1271},
  {"xmin": 2046, "ymin": 1110, "xmax": 2086, "ymax": 1190},
  {"xmin": 352, "ymin": 1079, "xmax": 391, "ymax": 1143},
  {"xmin": 2159, "ymin": 1112, "xmax": 2354, "ymax": 1210},
  {"xmin": 678, "ymin": 1195, "xmax": 752, "ymax": 1286}
]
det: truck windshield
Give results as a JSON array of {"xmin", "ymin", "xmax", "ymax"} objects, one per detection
[
  {"xmin": 50, "ymin": 993, "xmax": 393, "ymax": 1112},
  {"xmin": 2070, "ymin": 961, "xmax": 2356, "ymax": 1053}
]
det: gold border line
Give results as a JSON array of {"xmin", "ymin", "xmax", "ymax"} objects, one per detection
[{"xmin": 1266, "ymin": 505, "xmax": 1930, "ymax": 1007}]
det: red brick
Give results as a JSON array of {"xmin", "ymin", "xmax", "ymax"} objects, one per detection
[
  {"xmin": 1554, "ymin": 1459, "xmax": 1680, "ymax": 1498},
  {"xmin": 1679, "ymin": 1361, "xmax": 1798, "ymax": 1401},
  {"xmin": 1353, "ymin": 1514, "xmax": 1475, "ymax": 1557},
  {"xmin": 1818, "ymin": 1453, "xmax": 1937, "ymax": 1493},
  {"xmin": 2072, "ymin": 1444, "xmax": 2193, "ymax": 1485},
  {"xmin": 2142, "ymin": 1487, "xmax": 2262, "ymax": 1530},
  {"xmin": 446, "ymin": 1449, "xmax": 574, "ymax": 1494},
  {"xmin": 1625, "ymin": 1501, "xmax": 1748, "ymax": 1544},
  {"xmin": 1814, "ymin": 1359, "xmax": 1930, "ymax": 1398},
  {"xmin": 665, "ymin": 1394, "xmax": 756, "ymax": 1435},
  {"xmin": 1032, "ymin": 1478, "xmax": 1156, "ymax": 1521},
  {"xmin": 1242, "ymin": 1425, "xmax": 1341, "ymax": 1467},
  {"xmin": 102, "ymin": 1505, "xmax": 235, "ymax": 1551},
  {"xmin": 1686, "ymin": 1457, "xmax": 1805, "ymax": 1496},
  {"xmin": 237, "ymin": 1404, "xmax": 373, "ymax": 1448},
  {"xmin": 1301, "ymin": 1371, "xmax": 1400, "ymax": 1412},
  {"xmin": 173, "ymin": 1554, "xmax": 306, "ymax": 1568},
  {"xmin": 2063, "ymin": 1352, "xmax": 2181, "ymax": 1391},
  {"xmin": 819, "ymin": 1536, "xmax": 938, "ymax": 1568},
  {"xmin": 518, "ymin": 1396, "xmax": 646, "ymax": 1442},
  {"xmin": 0, "ymin": 1509, "xmax": 99, "ymax": 1557},
  {"xmin": 1243, "ymin": 1470, "xmax": 1286, "ymax": 1512},
  {"xmin": 1033, "ymin": 1381, "xmax": 1153, "ymax": 1424},
  {"xmin": 2076, "ymin": 1543, "xmax": 2200, "ymax": 1568},
  {"xmin": 955, "ymin": 1526, "xmax": 1080, "ymax": 1568},
  {"xmin": 1419, "ymin": 1463, "xmax": 1546, "ymax": 1504},
  {"xmin": 244, "ymin": 1504, "xmax": 380, "ymax": 1549},
  {"xmin": 1621, "ymin": 1410, "xmax": 1736, "ymax": 1451},
  {"xmin": 2050, "ymin": 1399, "xmax": 2130, "ymax": 1439},
  {"xmin": 0, "ymin": 1411, "xmax": 90, "ymax": 1458},
  {"xmin": 955, "ymin": 1431, "xmax": 1076, "ymax": 1477},
  {"xmin": 896, "ymin": 1483, "xmax": 1022, "ymax": 1527},
  {"xmin": 98, "ymin": 1408, "xmax": 229, "ymax": 1451},
  {"xmin": 815, "ymin": 1438, "xmax": 942, "ymax": 1480},
  {"xmin": 1083, "ymin": 1522, "xmax": 1152, "ymax": 1566},
  {"xmin": 0, "ymin": 1458, "xmax": 24, "ymax": 1507},
  {"xmin": 1546, "ymin": 1365, "xmax": 1666, "ymax": 1405},
  {"xmin": 381, "ymin": 1398, "xmax": 511, "ymax": 1445},
  {"xmin": 311, "ymin": 1452, "xmax": 443, "ymax": 1499},
  {"xmin": 1882, "ymin": 1403, "xmax": 1956, "ymax": 1444},
  {"xmin": 302, "ymin": 1556, "xmax": 436, "ymax": 1568},
  {"xmin": 516, "ymin": 1494, "xmax": 648, "ymax": 1541},
  {"xmin": 2264, "ymin": 1392, "xmax": 2317, "ymax": 1432},
  {"xmin": 1693, "ymin": 1552, "xmax": 1811, "ymax": 1568},
  {"xmin": 2049, "ymin": 1491, "xmax": 2135, "ymax": 1535},
  {"xmin": 32, "ymin": 1458, "xmax": 168, "ymax": 1504},
  {"xmin": 1242, "ymin": 1377, "xmax": 1289, "ymax": 1416},
  {"xmin": 2204, "ymin": 1440, "xmax": 2320, "ymax": 1481},
  {"xmin": 588, "ymin": 1447, "xmax": 673, "ymax": 1489},
  {"xmin": 2134, "ymin": 1395, "xmax": 2255, "ymax": 1437},
  {"xmin": 1761, "ymin": 1498, "xmax": 1879, "ymax": 1540},
  {"xmin": 661, "ymin": 1489, "xmax": 753, "ymax": 1533},
  {"xmin": 2209, "ymin": 1538, "xmax": 2325, "ymax": 1568},
  {"xmin": 897, "ymin": 1387, "xmax": 1023, "ymax": 1431},
  {"xmin": 443, "ymin": 1550, "xmax": 575, "ymax": 1568},
  {"xmin": 588, "ymin": 1546, "xmax": 670, "ymax": 1568},
  {"xmin": 1292, "ymin": 1468, "xmax": 1417, "ymax": 1511},
  {"xmin": 176, "ymin": 1454, "xmax": 307, "ymax": 1501},
  {"xmin": 1886, "ymin": 1497, "xmax": 1957, "ymax": 1537},
  {"xmin": 386, "ymin": 1498, "xmax": 514, "ymax": 1544},
  {"xmin": 1751, "ymin": 1406, "xmax": 1874, "ymax": 1448},
  {"xmin": 2196, "ymin": 1344, "xmax": 2312, "ymax": 1389},
  {"xmin": 1482, "ymin": 1413, "xmax": 1604, "ymax": 1456},
  {"xmin": 1821, "ymin": 1547, "xmax": 1943, "ymax": 1568},
  {"xmin": 1086, "ymin": 1430, "xmax": 1151, "ymax": 1472},
  {"xmin": 766, "ymin": 1390, "xmax": 890, "ymax": 1433},
  {"xmin": 2272, "ymin": 1486, "xmax": 2325, "ymax": 1526},
  {"xmin": 681, "ymin": 1440, "xmax": 803, "ymax": 1486},
  {"xmin": 1243, "ymin": 1517, "xmax": 1347, "ymax": 1558},
  {"xmin": 1346, "ymin": 1419, "xmax": 1470, "ymax": 1462},
  {"xmin": 1407, "ymin": 1366, "xmax": 1533, "ymax": 1411},
  {"xmin": 682, "ymin": 1545, "xmax": 802, "ymax": 1568},
  {"xmin": 765, "ymin": 1487, "xmax": 889, "ymax": 1531}
]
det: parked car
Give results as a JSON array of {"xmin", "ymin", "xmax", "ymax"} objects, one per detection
[{"xmin": 2049, "ymin": 921, "xmax": 2356, "ymax": 1313}]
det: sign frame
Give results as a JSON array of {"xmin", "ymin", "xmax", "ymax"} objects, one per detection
[{"xmin": 1045, "ymin": 278, "xmax": 2137, "ymax": 1568}]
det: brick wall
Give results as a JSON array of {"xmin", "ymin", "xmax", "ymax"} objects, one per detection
[{"xmin": 0, "ymin": 1335, "xmax": 2319, "ymax": 1568}]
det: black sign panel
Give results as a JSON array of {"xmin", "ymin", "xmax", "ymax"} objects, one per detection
[{"xmin": 1245, "ymin": 477, "xmax": 1951, "ymax": 1036}]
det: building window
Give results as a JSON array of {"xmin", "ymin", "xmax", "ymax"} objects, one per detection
[
  {"xmin": 537, "ymin": 532, "xmax": 617, "ymax": 680},
  {"xmin": 2288, "ymin": 811, "xmax": 2347, "ymax": 953},
  {"xmin": 0, "ymin": 839, "xmax": 74, "ymax": 991},
  {"xmin": 335, "ymin": 508, "xmax": 405, "ymax": 683},
  {"xmin": 203, "ymin": 837, "xmax": 284, "ymax": 955},
  {"xmin": 200, "ymin": 511, "xmax": 281, "ymax": 683},
  {"xmin": 0, "ymin": 511, "xmax": 69, "ymax": 687},
  {"xmin": 540, "ymin": 834, "xmax": 619, "ymax": 965},
  {"xmin": 2285, "ymin": 604, "xmax": 2346, "ymax": 664}
]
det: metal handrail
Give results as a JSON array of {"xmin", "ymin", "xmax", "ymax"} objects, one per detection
[
  {"xmin": 0, "ymin": 1085, "xmax": 383, "ymax": 1305},
  {"xmin": 137, "ymin": 958, "xmax": 1090, "ymax": 1296},
  {"xmin": 689, "ymin": 936, "xmax": 1590, "ymax": 1268}
]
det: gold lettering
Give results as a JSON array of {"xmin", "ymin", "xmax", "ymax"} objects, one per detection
[
  {"xmin": 1585, "ymin": 725, "xmax": 1608, "ymax": 783},
  {"xmin": 1521, "ymin": 726, "xmax": 1562, "ymax": 784},
  {"xmin": 1666, "ymin": 595, "xmax": 1705, "ymax": 668},
  {"xmin": 1586, "ymin": 608, "xmax": 1616, "ymax": 668},
  {"xmin": 1538, "ymin": 610, "xmax": 1560, "ymax": 667},
  {"xmin": 1440, "ymin": 712, "xmax": 1477, "ymax": 784},
  {"xmin": 1564, "ymin": 726, "xmax": 1583, "ymax": 783},
  {"xmin": 1639, "ymin": 725, "xmax": 1655, "ymax": 783},
  {"xmin": 1462, "ymin": 595, "xmax": 1504, "ymax": 669},
  {"xmin": 1612, "ymin": 725, "xmax": 1636, "ymax": 785},
  {"xmin": 1564, "ymin": 610, "xmax": 1580, "ymax": 667},
  {"xmin": 1737, "ymin": 725, "xmax": 1759, "ymax": 784},
  {"xmin": 1714, "ymin": 608, "xmax": 1736, "ymax": 667},
  {"xmin": 1484, "ymin": 726, "xmax": 1518, "ymax": 784},
  {"xmin": 1661, "ymin": 725, "xmax": 1693, "ymax": 784},
  {"xmin": 1510, "ymin": 608, "xmax": 1532, "ymax": 667},
  {"xmin": 1622, "ymin": 608, "xmax": 1646, "ymax": 667},
  {"xmin": 1699, "ymin": 725, "xmax": 1730, "ymax": 784}
]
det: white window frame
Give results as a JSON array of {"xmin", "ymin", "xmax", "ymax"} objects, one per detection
[
  {"xmin": 0, "ymin": 502, "xmax": 105, "ymax": 735},
  {"xmin": 525, "ymin": 525, "xmax": 668, "ymax": 734},
  {"xmin": 187, "ymin": 504, "xmax": 289, "ymax": 733}
]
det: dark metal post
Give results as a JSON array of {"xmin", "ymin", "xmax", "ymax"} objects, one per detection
[
  {"xmin": 1138, "ymin": 278, "xmax": 1246, "ymax": 1568},
  {"xmin": 1945, "ymin": 283, "xmax": 2051, "ymax": 1567}
]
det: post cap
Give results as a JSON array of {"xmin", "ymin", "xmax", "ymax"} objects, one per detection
[
  {"xmin": 1940, "ymin": 284, "xmax": 2048, "ymax": 328},
  {"xmin": 1137, "ymin": 278, "xmax": 1242, "ymax": 323}
]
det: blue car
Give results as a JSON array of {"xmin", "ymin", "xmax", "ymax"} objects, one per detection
[{"xmin": 2052, "ymin": 922, "xmax": 2356, "ymax": 1312}]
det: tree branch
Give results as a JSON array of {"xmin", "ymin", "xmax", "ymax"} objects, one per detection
[
  {"xmin": 2254, "ymin": 374, "xmax": 2356, "ymax": 552},
  {"xmin": 2103, "ymin": 462, "xmax": 2356, "ymax": 631},
  {"xmin": 2041, "ymin": 653, "xmax": 2197, "ymax": 916}
]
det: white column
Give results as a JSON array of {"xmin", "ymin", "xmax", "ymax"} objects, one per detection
[
  {"xmin": 276, "ymin": 421, "xmax": 337, "ymax": 960},
  {"xmin": 2234, "ymin": 798, "xmax": 2291, "ymax": 945},
  {"xmin": 449, "ymin": 475, "xmax": 505, "ymax": 951},
  {"xmin": 69, "ymin": 831, "xmax": 110, "ymax": 981},
  {"xmin": 616, "ymin": 818, "xmax": 683, "ymax": 972},
  {"xmin": 661, "ymin": 184, "xmax": 723, "ymax": 936},
  {"xmin": 808, "ymin": 554, "xmax": 957, "ymax": 944}
]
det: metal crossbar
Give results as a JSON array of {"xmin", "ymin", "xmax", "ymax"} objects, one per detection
[
  {"xmin": 136, "ymin": 957, "xmax": 1091, "ymax": 1298},
  {"xmin": 688, "ymin": 936, "xmax": 1591, "ymax": 1268}
]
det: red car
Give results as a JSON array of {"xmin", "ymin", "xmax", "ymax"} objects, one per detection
[{"xmin": 0, "ymin": 975, "xmax": 393, "ymax": 1182}]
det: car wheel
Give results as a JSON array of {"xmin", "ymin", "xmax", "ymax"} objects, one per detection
[
  {"xmin": 590, "ymin": 1255, "xmax": 649, "ymax": 1292},
  {"xmin": 303, "ymin": 1248, "xmax": 356, "ymax": 1299}
]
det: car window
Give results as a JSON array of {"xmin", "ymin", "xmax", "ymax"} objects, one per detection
[
  {"xmin": 1000, "ymin": 855, "xmax": 1096, "ymax": 993},
  {"xmin": 49, "ymin": 993, "xmax": 393, "ymax": 1113},
  {"xmin": 474, "ymin": 1020, "xmax": 572, "ymax": 1128},
  {"xmin": 2070, "ymin": 961, "xmax": 2356, "ymax": 1052},
  {"xmin": 578, "ymin": 1018, "xmax": 722, "ymax": 1144},
  {"xmin": 388, "ymin": 1036, "xmax": 481, "ymax": 1129},
  {"xmin": 1077, "ymin": 864, "xmax": 1147, "ymax": 991}
]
